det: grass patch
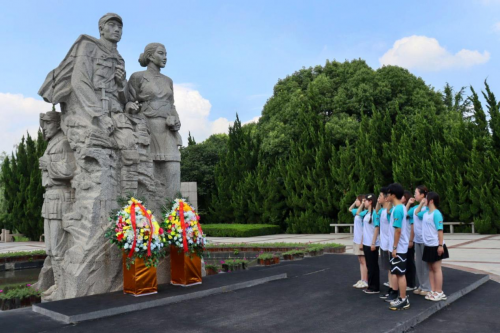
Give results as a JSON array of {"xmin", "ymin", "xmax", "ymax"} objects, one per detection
[
  {"xmin": 202, "ymin": 224, "xmax": 282, "ymax": 237},
  {"xmin": 0, "ymin": 250, "xmax": 46, "ymax": 259},
  {"xmin": 13, "ymin": 236, "xmax": 31, "ymax": 242}
]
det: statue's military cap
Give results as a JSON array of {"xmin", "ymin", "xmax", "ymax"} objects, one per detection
[
  {"xmin": 40, "ymin": 111, "xmax": 61, "ymax": 122},
  {"xmin": 98, "ymin": 13, "xmax": 123, "ymax": 30}
]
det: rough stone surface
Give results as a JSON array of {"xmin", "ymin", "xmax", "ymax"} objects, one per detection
[
  {"xmin": 180, "ymin": 182, "xmax": 198, "ymax": 210},
  {"xmin": 36, "ymin": 13, "xmax": 180, "ymax": 301}
]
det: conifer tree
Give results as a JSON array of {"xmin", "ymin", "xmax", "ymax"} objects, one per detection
[{"xmin": 187, "ymin": 132, "xmax": 196, "ymax": 146}]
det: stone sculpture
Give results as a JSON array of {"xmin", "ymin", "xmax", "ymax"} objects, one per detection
[
  {"xmin": 128, "ymin": 43, "xmax": 182, "ymax": 202},
  {"xmin": 38, "ymin": 111, "xmax": 76, "ymax": 301},
  {"xmin": 35, "ymin": 13, "xmax": 179, "ymax": 301}
]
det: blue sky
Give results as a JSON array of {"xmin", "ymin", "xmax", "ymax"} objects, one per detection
[{"xmin": 1, "ymin": 0, "xmax": 500, "ymax": 153}]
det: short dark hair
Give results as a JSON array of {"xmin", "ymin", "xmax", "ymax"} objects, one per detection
[
  {"xmin": 426, "ymin": 191, "xmax": 440, "ymax": 208},
  {"xmin": 380, "ymin": 187, "xmax": 389, "ymax": 196},
  {"xmin": 387, "ymin": 183, "xmax": 404, "ymax": 199}
]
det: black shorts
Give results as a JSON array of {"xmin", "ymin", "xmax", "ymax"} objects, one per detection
[
  {"xmin": 389, "ymin": 253, "xmax": 407, "ymax": 275},
  {"xmin": 423, "ymin": 244, "xmax": 449, "ymax": 263}
]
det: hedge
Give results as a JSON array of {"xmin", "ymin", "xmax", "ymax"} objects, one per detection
[
  {"xmin": 202, "ymin": 224, "xmax": 282, "ymax": 237},
  {"xmin": 0, "ymin": 250, "xmax": 46, "ymax": 259}
]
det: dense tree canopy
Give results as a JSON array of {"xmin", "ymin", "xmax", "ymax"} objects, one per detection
[{"xmin": 197, "ymin": 59, "xmax": 499, "ymax": 234}]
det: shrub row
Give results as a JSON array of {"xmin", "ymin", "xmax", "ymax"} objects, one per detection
[{"xmin": 202, "ymin": 224, "xmax": 282, "ymax": 237}]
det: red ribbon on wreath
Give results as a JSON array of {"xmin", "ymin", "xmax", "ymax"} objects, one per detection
[
  {"xmin": 179, "ymin": 201, "xmax": 189, "ymax": 253},
  {"xmin": 128, "ymin": 202, "xmax": 154, "ymax": 258}
]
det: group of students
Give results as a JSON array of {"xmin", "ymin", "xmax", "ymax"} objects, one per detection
[{"xmin": 349, "ymin": 183, "xmax": 450, "ymax": 311}]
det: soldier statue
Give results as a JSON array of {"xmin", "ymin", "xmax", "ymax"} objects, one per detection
[
  {"xmin": 39, "ymin": 111, "xmax": 76, "ymax": 300},
  {"xmin": 38, "ymin": 13, "xmax": 140, "ymax": 194}
]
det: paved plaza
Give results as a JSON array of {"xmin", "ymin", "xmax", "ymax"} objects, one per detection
[{"xmin": 209, "ymin": 233, "xmax": 500, "ymax": 282}]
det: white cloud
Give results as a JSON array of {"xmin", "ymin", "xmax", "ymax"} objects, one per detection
[
  {"xmin": 174, "ymin": 84, "xmax": 233, "ymax": 143},
  {"xmin": 243, "ymin": 116, "xmax": 260, "ymax": 125},
  {"xmin": 0, "ymin": 84, "xmax": 251, "ymax": 155},
  {"xmin": 0, "ymin": 93, "xmax": 53, "ymax": 155},
  {"xmin": 379, "ymin": 35, "xmax": 490, "ymax": 71}
]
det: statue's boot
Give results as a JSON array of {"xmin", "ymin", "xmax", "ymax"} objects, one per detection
[{"xmin": 42, "ymin": 257, "xmax": 63, "ymax": 301}]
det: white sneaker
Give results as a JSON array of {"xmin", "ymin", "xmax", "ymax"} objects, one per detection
[
  {"xmin": 413, "ymin": 288, "xmax": 422, "ymax": 295},
  {"xmin": 406, "ymin": 286, "xmax": 417, "ymax": 291},
  {"xmin": 383, "ymin": 282, "xmax": 390, "ymax": 287},
  {"xmin": 360, "ymin": 281, "xmax": 368, "ymax": 288},
  {"xmin": 390, "ymin": 297, "xmax": 403, "ymax": 306},
  {"xmin": 353, "ymin": 280, "xmax": 362, "ymax": 288}
]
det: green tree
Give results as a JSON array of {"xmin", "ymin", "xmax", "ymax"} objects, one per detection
[{"xmin": 180, "ymin": 133, "xmax": 227, "ymax": 218}]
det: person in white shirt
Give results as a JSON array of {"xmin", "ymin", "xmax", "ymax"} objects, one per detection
[
  {"xmin": 378, "ymin": 187, "xmax": 395, "ymax": 301},
  {"xmin": 416, "ymin": 192, "xmax": 450, "ymax": 302},
  {"xmin": 387, "ymin": 183, "xmax": 411, "ymax": 311},
  {"xmin": 349, "ymin": 195, "xmax": 368, "ymax": 289},
  {"xmin": 356, "ymin": 194, "xmax": 380, "ymax": 294},
  {"xmin": 402, "ymin": 190, "xmax": 417, "ymax": 291},
  {"xmin": 407, "ymin": 185, "xmax": 431, "ymax": 296}
]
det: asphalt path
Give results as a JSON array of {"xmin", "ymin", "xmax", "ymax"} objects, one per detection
[
  {"xmin": 410, "ymin": 280, "xmax": 500, "ymax": 333},
  {"xmin": 1, "ymin": 254, "xmax": 488, "ymax": 333}
]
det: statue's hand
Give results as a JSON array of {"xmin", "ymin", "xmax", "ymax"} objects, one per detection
[
  {"xmin": 171, "ymin": 119, "xmax": 181, "ymax": 131},
  {"xmin": 166, "ymin": 116, "xmax": 181, "ymax": 131},
  {"xmin": 115, "ymin": 65, "xmax": 126, "ymax": 88},
  {"xmin": 125, "ymin": 101, "xmax": 140, "ymax": 114}
]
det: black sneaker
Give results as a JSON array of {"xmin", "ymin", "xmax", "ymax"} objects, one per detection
[
  {"xmin": 380, "ymin": 288, "xmax": 393, "ymax": 299},
  {"xmin": 385, "ymin": 291, "xmax": 398, "ymax": 303},
  {"xmin": 389, "ymin": 297, "xmax": 410, "ymax": 311},
  {"xmin": 363, "ymin": 289, "xmax": 380, "ymax": 294}
]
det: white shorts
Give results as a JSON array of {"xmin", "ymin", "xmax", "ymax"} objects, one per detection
[{"xmin": 353, "ymin": 242, "xmax": 364, "ymax": 256}]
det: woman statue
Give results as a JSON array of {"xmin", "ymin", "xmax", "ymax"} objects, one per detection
[{"xmin": 127, "ymin": 43, "xmax": 182, "ymax": 200}]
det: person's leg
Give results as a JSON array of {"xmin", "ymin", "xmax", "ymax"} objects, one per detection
[
  {"xmin": 415, "ymin": 243, "xmax": 431, "ymax": 291},
  {"xmin": 357, "ymin": 255, "xmax": 363, "ymax": 281},
  {"xmin": 390, "ymin": 271, "xmax": 399, "ymax": 295},
  {"xmin": 433, "ymin": 260, "xmax": 443, "ymax": 293},
  {"xmin": 398, "ymin": 274, "xmax": 407, "ymax": 299},
  {"xmin": 406, "ymin": 246, "xmax": 417, "ymax": 288},
  {"xmin": 359, "ymin": 255, "xmax": 368, "ymax": 282},
  {"xmin": 363, "ymin": 246, "xmax": 373, "ymax": 288},
  {"xmin": 373, "ymin": 247, "xmax": 380, "ymax": 291},
  {"xmin": 428, "ymin": 262, "xmax": 435, "ymax": 292}
]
